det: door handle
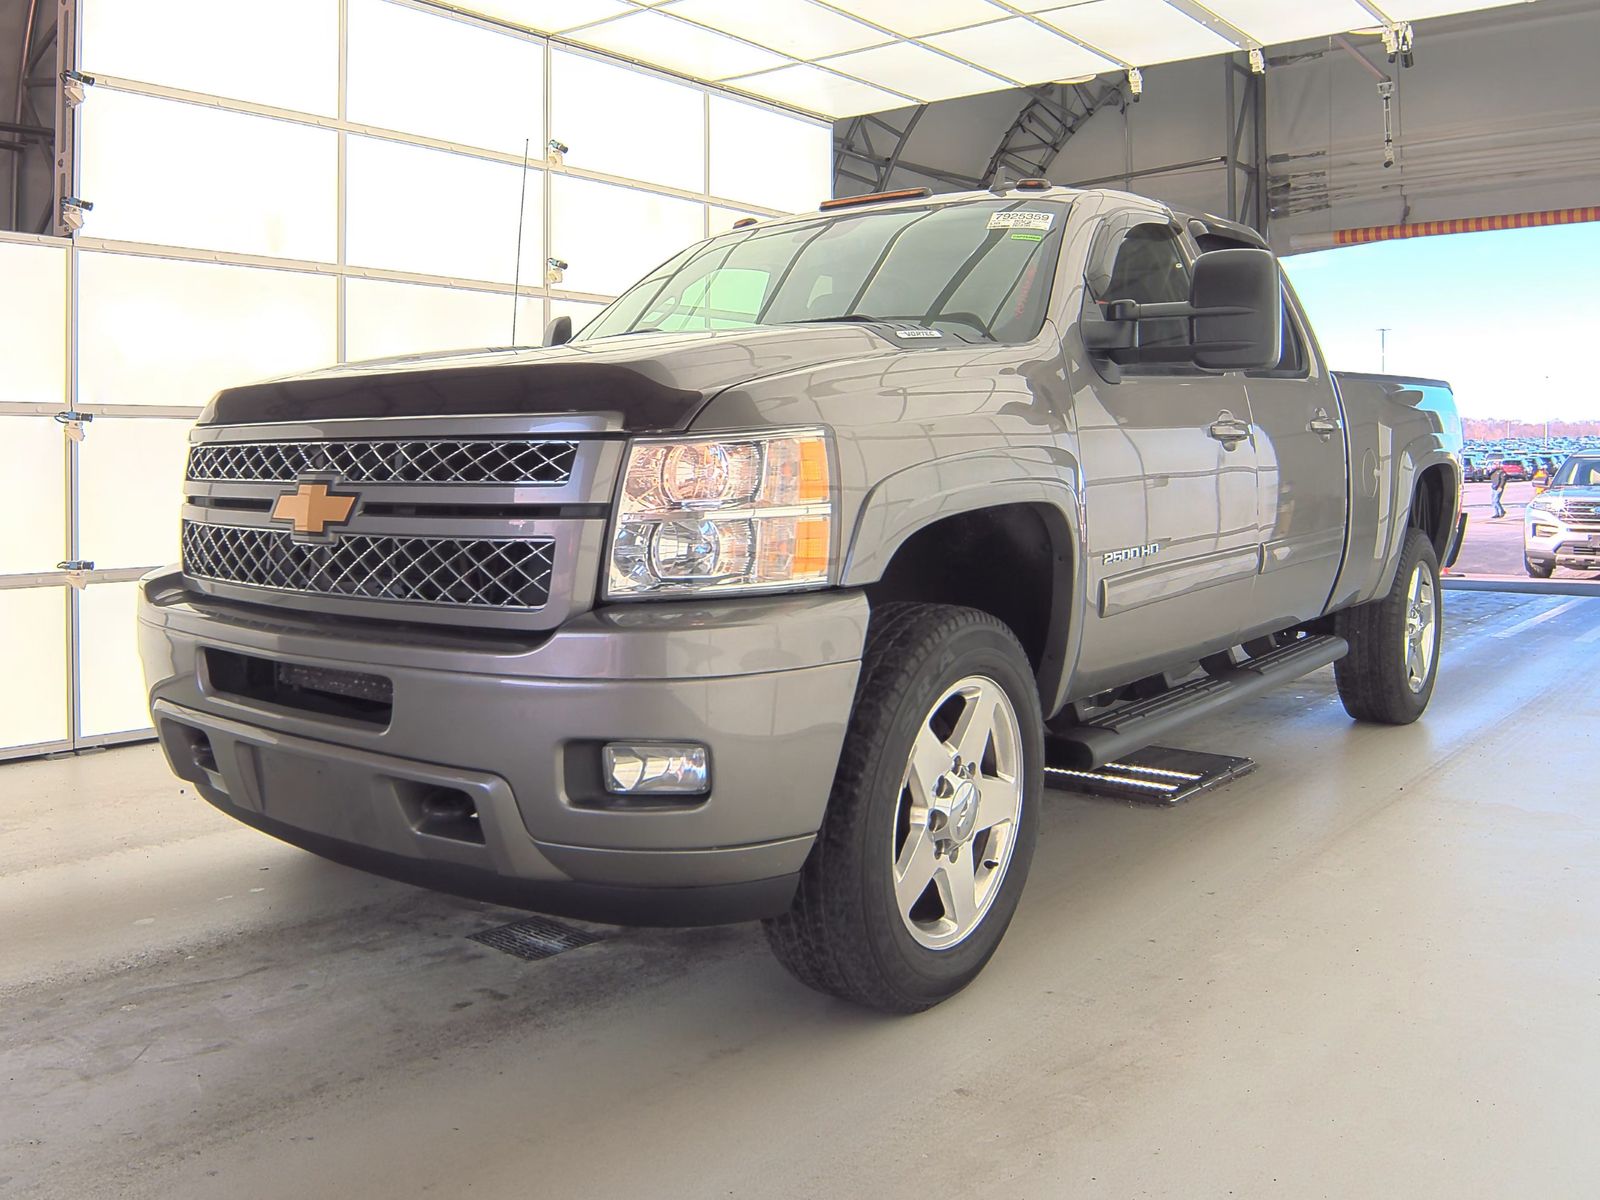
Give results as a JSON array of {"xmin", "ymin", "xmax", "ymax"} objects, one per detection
[
  {"xmin": 1207, "ymin": 411, "xmax": 1251, "ymax": 449},
  {"xmin": 1308, "ymin": 408, "xmax": 1341, "ymax": 438}
]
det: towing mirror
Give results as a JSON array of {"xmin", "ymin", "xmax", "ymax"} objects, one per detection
[
  {"xmin": 1188, "ymin": 248, "xmax": 1281, "ymax": 370},
  {"xmin": 1086, "ymin": 247, "xmax": 1282, "ymax": 371},
  {"xmin": 544, "ymin": 315, "xmax": 573, "ymax": 347}
]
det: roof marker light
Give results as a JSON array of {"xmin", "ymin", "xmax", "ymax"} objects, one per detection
[
  {"xmin": 1014, "ymin": 178, "xmax": 1052, "ymax": 190},
  {"xmin": 820, "ymin": 187, "xmax": 931, "ymax": 211}
]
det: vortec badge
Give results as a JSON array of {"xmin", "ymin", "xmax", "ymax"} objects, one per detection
[
  {"xmin": 272, "ymin": 482, "xmax": 357, "ymax": 535},
  {"xmin": 1103, "ymin": 542, "xmax": 1161, "ymax": 565}
]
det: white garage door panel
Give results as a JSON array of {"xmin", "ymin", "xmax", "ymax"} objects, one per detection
[
  {"xmin": 550, "ymin": 176, "xmax": 704, "ymax": 298},
  {"xmin": 0, "ymin": 419, "xmax": 67, "ymax": 576},
  {"xmin": 0, "ymin": 589, "xmax": 69, "ymax": 752},
  {"xmin": 79, "ymin": 420, "xmax": 192, "ymax": 571},
  {"xmin": 79, "ymin": 0, "xmax": 339, "ymax": 115},
  {"xmin": 0, "ymin": 241, "xmax": 67, "ymax": 407},
  {"xmin": 347, "ymin": 0, "xmax": 545, "ymax": 155},
  {"xmin": 346, "ymin": 137, "xmax": 545, "ymax": 285},
  {"xmin": 79, "ymin": 582, "xmax": 152, "ymax": 738},
  {"xmin": 708, "ymin": 97, "xmax": 831, "ymax": 215},
  {"xmin": 80, "ymin": 89, "xmax": 338, "ymax": 262},
  {"xmin": 77, "ymin": 253, "xmax": 337, "ymax": 408},
  {"xmin": 345, "ymin": 279, "xmax": 542, "ymax": 361},
  {"xmin": 551, "ymin": 50, "xmax": 707, "ymax": 194}
]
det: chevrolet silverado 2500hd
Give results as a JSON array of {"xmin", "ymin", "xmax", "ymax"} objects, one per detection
[{"xmin": 139, "ymin": 185, "xmax": 1463, "ymax": 1012}]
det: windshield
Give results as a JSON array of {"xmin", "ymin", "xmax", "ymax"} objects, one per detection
[
  {"xmin": 575, "ymin": 198, "xmax": 1072, "ymax": 344},
  {"xmin": 1552, "ymin": 457, "xmax": 1600, "ymax": 487}
]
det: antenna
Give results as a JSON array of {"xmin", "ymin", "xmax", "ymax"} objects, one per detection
[{"xmin": 511, "ymin": 137, "xmax": 530, "ymax": 345}]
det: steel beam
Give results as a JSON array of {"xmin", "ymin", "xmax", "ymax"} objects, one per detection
[
  {"xmin": 981, "ymin": 80, "xmax": 1125, "ymax": 188},
  {"xmin": 833, "ymin": 105, "xmax": 955, "ymax": 196}
]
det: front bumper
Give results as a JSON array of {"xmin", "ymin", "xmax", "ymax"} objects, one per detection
[
  {"xmin": 1523, "ymin": 515, "xmax": 1600, "ymax": 569},
  {"xmin": 138, "ymin": 570, "xmax": 867, "ymax": 925}
]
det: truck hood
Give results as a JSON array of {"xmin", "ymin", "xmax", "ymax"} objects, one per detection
[
  {"xmin": 1544, "ymin": 485, "xmax": 1600, "ymax": 502},
  {"xmin": 198, "ymin": 324, "xmax": 904, "ymax": 430}
]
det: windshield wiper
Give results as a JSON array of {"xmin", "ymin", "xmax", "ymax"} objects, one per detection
[{"xmin": 782, "ymin": 314, "xmax": 896, "ymax": 325}]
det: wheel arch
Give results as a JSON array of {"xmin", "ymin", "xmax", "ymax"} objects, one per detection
[{"xmin": 843, "ymin": 464, "xmax": 1081, "ymax": 720}]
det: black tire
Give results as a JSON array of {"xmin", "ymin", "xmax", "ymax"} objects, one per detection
[
  {"xmin": 763, "ymin": 602, "xmax": 1043, "ymax": 1013},
  {"xmin": 1334, "ymin": 528, "xmax": 1442, "ymax": 725},
  {"xmin": 1524, "ymin": 554, "xmax": 1555, "ymax": 579}
]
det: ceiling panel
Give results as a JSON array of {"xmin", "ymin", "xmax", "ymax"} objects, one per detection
[
  {"xmin": 727, "ymin": 63, "xmax": 913, "ymax": 115},
  {"xmin": 829, "ymin": 0, "xmax": 1011, "ymax": 37},
  {"xmin": 819, "ymin": 41, "xmax": 1009, "ymax": 102},
  {"xmin": 566, "ymin": 8, "xmax": 790, "ymax": 78},
  {"xmin": 442, "ymin": 0, "xmax": 1545, "ymax": 118},
  {"xmin": 458, "ymin": 0, "xmax": 633, "ymax": 32},
  {"xmin": 923, "ymin": 18, "xmax": 1116, "ymax": 83},
  {"xmin": 1039, "ymin": 0, "xmax": 1240, "ymax": 63},
  {"xmin": 669, "ymin": 0, "xmax": 890, "ymax": 59},
  {"xmin": 1201, "ymin": 0, "xmax": 1380, "ymax": 45}
]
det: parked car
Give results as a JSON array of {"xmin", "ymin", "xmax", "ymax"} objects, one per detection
[
  {"xmin": 1462, "ymin": 454, "xmax": 1487, "ymax": 482},
  {"xmin": 1524, "ymin": 453, "xmax": 1600, "ymax": 577},
  {"xmin": 138, "ymin": 186, "xmax": 1463, "ymax": 1011},
  {"xmin": 1495, "ymin": 459, "xmax": 1529, "ymax": 482}
]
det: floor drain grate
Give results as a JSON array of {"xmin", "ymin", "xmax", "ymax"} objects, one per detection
[{"xmin": 469, "ymin": 915, "xmax": 604, "ymax": 961}]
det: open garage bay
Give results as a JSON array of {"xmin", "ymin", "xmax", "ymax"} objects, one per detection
[{"xmin": 4, "ymin": 589, "xmax": 1596, "ymax": 1199}]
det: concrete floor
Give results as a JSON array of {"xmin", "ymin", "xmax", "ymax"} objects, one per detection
[{"xmin": 3, "ymin": 590, "xmax": 1598, "ymax": 1199}]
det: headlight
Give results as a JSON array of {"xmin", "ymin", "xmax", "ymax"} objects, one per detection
[
  {"xmin": 606, "ymin": 428, "xmax": 833, "ymax": 598},
  {"xmin": 1527, "ymin": 496, "xmax": 1560, "ymax": 514}
]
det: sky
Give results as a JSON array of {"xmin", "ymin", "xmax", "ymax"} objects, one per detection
[{"xmin": 1280, "ymin": 222, "xmax": 1600, "ymax": 422}]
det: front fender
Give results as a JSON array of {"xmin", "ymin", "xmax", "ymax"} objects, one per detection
[{"xmin": 840, "ymin": 446, "xmax": 1084, "ymax": 716}]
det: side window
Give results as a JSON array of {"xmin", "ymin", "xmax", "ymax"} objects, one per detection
[
  {"xmin": 1249, "ymin": 296, "xmax": 1309, "ymax": 378},
  {"xmin": 1084, "ymin": 217, "xmax": 1194, "ymax": 366}
]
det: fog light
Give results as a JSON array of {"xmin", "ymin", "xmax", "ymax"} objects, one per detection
[{"xmin": 602, "ymin": 743, "xmax": 710, "ymax": 795}]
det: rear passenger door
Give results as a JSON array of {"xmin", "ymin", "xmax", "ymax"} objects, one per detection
[
  {"xmin": 1072, "ymin": 212, "xmax": 1259, "ymax": 693},
  {"xmin": 1241, "ymin": 287, "xmax": 1349, "ymax": 631}
]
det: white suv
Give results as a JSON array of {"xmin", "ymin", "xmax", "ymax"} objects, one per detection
[{"xmin": 1524, "ymin": 453, "xmax": 1600, "ymax": 577}]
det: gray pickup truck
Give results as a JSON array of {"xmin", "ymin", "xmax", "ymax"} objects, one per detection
[{"xmin": 139, "ymin": 184, "xmax": 1463, "ymax": 1012}]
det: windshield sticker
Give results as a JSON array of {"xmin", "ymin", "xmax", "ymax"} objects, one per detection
[
  {"xmin": 1010, "ymin": 231, "xmax": 1044, "ymax": 242},
  {"xmin": 987, "ymin": 211, "xmax": 1055, "ymax": 232},
  {"xmin": 894, "ymin": 328, "xmax": 943, "ymax": 339}
]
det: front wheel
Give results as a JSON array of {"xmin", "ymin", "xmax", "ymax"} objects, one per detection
[
  {"xmin": 763, "ymin": 603, "xmax": 1042, "ymax": 1013},
  {"xmin": 1334, "ymin": 528, "xmax": 1442, "ymax": 724},
  {"xmin": 1524, "ymin": 554, "xmax": 1555, "ymax": 579}
]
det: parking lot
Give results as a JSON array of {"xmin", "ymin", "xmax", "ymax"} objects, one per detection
[{"xmin": 1449, "ymin": 480, "xmax": 1600, "ymax": 580}]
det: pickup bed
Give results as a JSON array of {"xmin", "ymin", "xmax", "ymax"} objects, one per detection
[{"xmin": 139, "ymin": 184, "xmax": 1462, "ymax": 1011}]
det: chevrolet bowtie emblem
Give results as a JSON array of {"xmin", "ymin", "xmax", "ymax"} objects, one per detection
[{"xmin": 272, "ymin": 482, "xmax": 357, "ymax": 535}]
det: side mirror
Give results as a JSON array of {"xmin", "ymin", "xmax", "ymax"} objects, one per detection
[
  {"xmin": 544, "ymin": 315, "xmax": 573, "ymax": 347},
  {"xmin": 1189, "ymin": 248, "xmax": 1281, "ymax": 370},
  {"xmin": 1085, "ymin": 247, "xmax": 1282, "ymax": 371}
]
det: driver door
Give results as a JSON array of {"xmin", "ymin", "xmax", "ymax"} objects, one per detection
[{"xmin": 1072, "ymin": 212, "xmax": 1260, "ymax": 693}]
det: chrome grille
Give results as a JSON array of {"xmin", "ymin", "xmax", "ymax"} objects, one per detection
[
  {"xmin": 182, "ymin": 521, "xmax": 555, "ymax": 610},
  {"xmin": 186, "ymin": 439, "xmax": 578, "ymax": 485}
]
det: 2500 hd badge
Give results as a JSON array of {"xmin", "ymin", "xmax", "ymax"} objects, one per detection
[{"xmin": 1103, "ymin": 543, "xmax": 1161, "ymax": 565}]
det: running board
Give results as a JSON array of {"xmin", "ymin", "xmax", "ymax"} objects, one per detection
[
  {"xmin": 1045, "ymin": 745, "xmax": 1256, "ymax": 805},
  {"xmin": 1048, "ymin": 634, "xmax": 1348, "ymax": 769}
]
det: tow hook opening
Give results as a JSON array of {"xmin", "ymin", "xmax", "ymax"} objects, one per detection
[{"xmin": 401, "ymin": 783, "xmax": 485, "ymax": 845}]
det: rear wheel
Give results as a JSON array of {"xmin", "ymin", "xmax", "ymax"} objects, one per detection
[
  {"xmin": 1334, "ymin": 528, "xmax": 1442, "ymax": 725},
  {"xmin": 763, "ymin": 603, "xmax": 1042, "ymax": 1013},
  {"xmin": 1524, "ymin": 554, "xmax": 1555, "ymax": 579}
]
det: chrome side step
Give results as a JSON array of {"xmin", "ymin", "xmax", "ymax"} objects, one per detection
[
  {"xmin": 1048, "ymin": 633, "xmax": 1348, "ymax": 769},
  {"xmin": 1045, "ymin": 745, "xmax": 1257, "ymax": 805}
]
